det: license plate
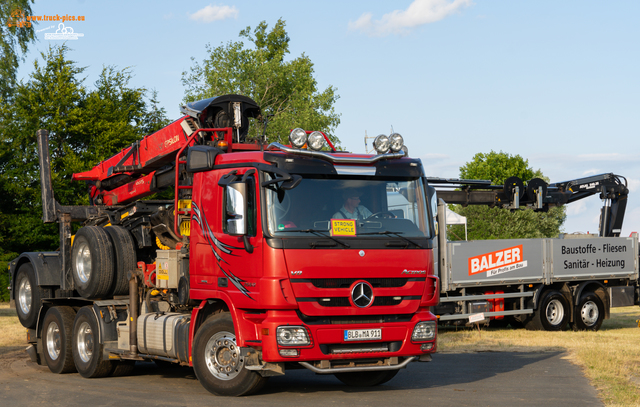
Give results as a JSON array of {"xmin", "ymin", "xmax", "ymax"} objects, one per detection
[{"xmin": 344, "ymin": 328, "xmax": 382, "ymax": 341}]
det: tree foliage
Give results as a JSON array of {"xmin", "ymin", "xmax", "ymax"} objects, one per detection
[
  {"xmin": 182, "ymin": 19, "xmax": 341, "ymax": 146},
  {"xmin": 0, "ymin": 0, "xmax": 36, "ymax": 100},
  {"xmin": 449, "ymin": 151, "xmax": 566, "ymax": 240},
  {"xmin": 0, "ymin": 45, "xmax": 169, "ymax": 259}
]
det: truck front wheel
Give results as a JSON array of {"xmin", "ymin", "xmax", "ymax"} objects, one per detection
[
  {"xmin": 334, "ymin": 370, "xmax": 399, "ymax": 387},
  {"xmin": 192, "ymin": 313, "xmax": 267, "ymax": 396},
  {"xmin": 525, "ymin": 290, "xmax": 569, "ymax": 331},
  {"xmin": 572, "ymin": 292, "xmax": 604, "ymax": 331},
  {"xmin": 72, "ymin": 306, "xmax": 114, "ymax": 378},
  {"xmin": 42, "ymin": 306, "xmax": 77, "ymax": 374}
]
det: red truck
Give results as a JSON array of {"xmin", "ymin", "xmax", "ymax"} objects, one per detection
[{"xmin": 9, "ymin": 95, "xmax": 439, "ymax": 396}]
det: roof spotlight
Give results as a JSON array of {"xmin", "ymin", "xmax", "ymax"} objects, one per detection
[
  {"xmin": 307, "ymin": 131, "xmax": 325, "ymax": 151},
  {"xmin": 373, "ymin": 134, "xmax": 390, "ymax": 154},
  {"xmin": 389, "ymin": 133, "xmax": 404, "ymax": 152},
  {"xmin": 289, "ymin": 128, "xmax": 307, "ymax": 149}
]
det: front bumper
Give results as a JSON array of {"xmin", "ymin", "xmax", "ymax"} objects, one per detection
[{"xmin": 258, "ymin": 309, "xmax": 437, "ymax": 364}]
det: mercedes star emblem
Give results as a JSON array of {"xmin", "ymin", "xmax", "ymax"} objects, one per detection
[{"xmin": 351, "ymin": 281, "xmax": 374, "ymax": 308}]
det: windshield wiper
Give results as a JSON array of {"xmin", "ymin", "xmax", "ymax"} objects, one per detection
[
  {"xmin": 283, "ymin": 229, "xmax": 350, "ymax": 248},
  {"xmin": 359, "ymin": 231, "xmax": 423, "ymax": 248}
]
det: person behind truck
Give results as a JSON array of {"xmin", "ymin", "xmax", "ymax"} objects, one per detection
[{"xmin": 332, "ymin": 190, "xmax": 373, "ymax": 220}]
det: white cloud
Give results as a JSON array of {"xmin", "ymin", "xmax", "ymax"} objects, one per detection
[
  {"xmin": 582, "ymin": 168, "xmax": 599, "ymax": 176},
  {"xmin": 627, "ymin": 177, "xmax": 640, "ymax": 193},
  {"xmin": 349, "ymin": 0, "xmax": 473, "ymax": 37},
  {"xmin": 566, "ymin": 200, "xmax": 586, "ymax": 216},
  {"xmin": 189, "ymin": 4, "xmax": 238, "ymax": 23}
]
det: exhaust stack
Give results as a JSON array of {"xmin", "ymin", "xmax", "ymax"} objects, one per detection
[{"xmin": 36, "ymin": 129, "xmax": 58, "ymax": 223}]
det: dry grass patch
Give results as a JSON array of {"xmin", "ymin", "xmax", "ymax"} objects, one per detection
[
  {"xmin": 1, "ymin": 303, "xmax": 639, "ymax": 404},
  {"xmin": 438, "ymin": 307, "xmax": 640, "ymax": 406},
  {"xmin": 0, "ymin": 303, "xmax": 26, "ymax": 355}
]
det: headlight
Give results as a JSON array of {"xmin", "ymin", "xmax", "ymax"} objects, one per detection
[
  {"xmin": 276, "ymin": 326, "xmax": 310, "ymax": 346},
  {"xmin": 389, "ymin": 133, "xmax": 404, "ymax": 152},
  {"xmin": 289, "ymin": 128, "xmax": 307, "ymax": 148},
  {"xmin": 373, "ymin": 134, "xmax": 390, "ymax": 153},
  {"xmin": 412, "ymin": 321, "xmax": 436, "ymax": 341},
  {"xmin": 307, "ymin": 131, "xmax": 325, "ymax": 151}
]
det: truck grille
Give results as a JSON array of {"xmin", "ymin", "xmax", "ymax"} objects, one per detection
[
  {"xmin": 292, "ymin": 278, "xmax": 423, "ymax": 288},
  {"xmin": 298, "ymin": 296, "xmax": 421, "ymax": 307},
  {"xmin": 295, "ymin": 312, "xmax": 413, "ymax": 325},
  {"xmin": 320, "ymin": 341, "xmax": 402, "ymax": 355}
]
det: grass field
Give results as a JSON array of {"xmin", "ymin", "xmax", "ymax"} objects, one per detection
[
  {"xmin": 0, "ymin": 303, "xmax": 25, "ymax": 356},
  {"xmin": 438, "ymin": 307, "xmax": 640, "ymax": 406},
  {"xmin": 2, "ymin": 303, "xmax": 639, "ymax": 405}
]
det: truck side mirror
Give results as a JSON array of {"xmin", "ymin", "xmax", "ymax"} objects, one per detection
[
  {"xmin": 400, "ymin": 186, "xmax": 417, "ymax": 203},
  {"xmin": 427, "ymin": 185, "xmax": 438, "ymax": 236},
  {"xmin": 225, "ymin": 182, "xmax": 247, "ymax": 236},
  {"xmin": 187, "ymin": 145, "xmax": 221, "ymax": 173}
]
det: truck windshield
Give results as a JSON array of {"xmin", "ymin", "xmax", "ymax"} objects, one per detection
[{"xmin": 264, "ymin": 175, "xmax": 431, "ymax": 238}]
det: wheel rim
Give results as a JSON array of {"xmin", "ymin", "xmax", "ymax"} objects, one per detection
[
  {"xmin": 76, "ymin": 321, "xmax": 94, "ymax": 363},
  {"xmin": 18, "ymin": 276, "xmax": 32, "ymax": 315},
  {"xmin": 545, "ymin": 299, "xmax": 565, "ymax": 325},
  {"xmin": 204, "ymin": 331, "xmax": 244, "ymax": 380},
  {"xmin": 46, "ymin": 321, "xmax": 61, "ymax": 361},
  {"xmin": 580, "ymin": 300, "xmax": 599, "ymax": 326},
  {"xmin": 75, "ymin": 241, "xmax": 92, "ymax": 284}
]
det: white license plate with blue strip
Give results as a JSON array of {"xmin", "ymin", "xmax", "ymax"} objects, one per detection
[{"xmin": 344, "ymin": 328, "xmax": 381, "ymax": 341}]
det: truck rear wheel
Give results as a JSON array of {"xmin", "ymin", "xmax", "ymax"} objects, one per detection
[
  {"xmin": 192, "ymin": 313, "xmax": 267, "ymax": 396},
  {"xmin": 572, "ymin": 292, "xmax": 604, "ymax": 331},
  {"xmin": 525, "ymin": 290, "xmax": 569, "ymax": 331},
  {"xmin": 104, "ymin": 226, "xmax": 137, "ymax": 296},
  {"xmin": 42, "ymin": 306, "xmax": 77, "ymax": 374},
  {"xmin": 15, "ymin": 263, "xmax": 44, "ymax": 329},
  {"xmin": 334, "ymin": 370, "xmax": 399, "ymax": 387},
  {"xmin": 72, "ymin": 306, "xmax": 114, "ymax": 378},
  {"xmin": 71, "ymin": 226, "xmax": 114, "ymax": 299}
]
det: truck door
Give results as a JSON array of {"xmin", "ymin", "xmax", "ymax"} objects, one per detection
[{"xmin": 190, "ymin": 167, "xmax": 263, "ymax": 305}]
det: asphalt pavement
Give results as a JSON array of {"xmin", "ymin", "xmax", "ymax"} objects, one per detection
[{"xmin": 0, "ymin": 350, "xmax": 601, "ymax": 406}]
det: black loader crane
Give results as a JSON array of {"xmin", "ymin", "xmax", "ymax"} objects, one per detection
[{"xmin": 429, "ymin": 173, "xmax": 629, "ymax": 237}]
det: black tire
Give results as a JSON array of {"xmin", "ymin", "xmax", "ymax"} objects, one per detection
[
  {"xmin": 72, "ymin": 306, "xmax": 114, "ymax": 378},
  {"xmin": 525, "ymin": 290, "xmax": 569, "ymax": 331},
  {"xmin": 572, "ymin": 292, "xmax": 605, "ymax": 331},
  {"xmin": 42, "ymin": 306, "xmax": 77, "ymax": 374},
  {"xmin": 71, "ymin": 226, "xmax": 115, "ymax": 299},
  {"xmin": 111, "ymin": 360, "xmax": 136, "ymax": 377},
  {"xmin": 14, "ymin": 263, "xmax": 45, "ymax": 329},
  {"xmin": 104, "ymin": 226, "xmax": 137, "ymax": 296},
  {"xmin": 192, "ymin": 313, "xmax": 268, "ymax": 396},
  {"xmin": 334, "ymin": 370, "xmax": 399, "ymax": 387}
]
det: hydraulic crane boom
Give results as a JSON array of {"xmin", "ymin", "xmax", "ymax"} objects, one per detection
[
  {"xmin": 430, "ymin": 173, "xmax": 629, "ymax": 237},
  {"xmin": 71, "ymin": 95, "xmax": 262, "ymax": 206}
]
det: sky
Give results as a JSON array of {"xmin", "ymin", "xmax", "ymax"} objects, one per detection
[{"xmin": 14, "ymin": 0, "xmax": 640, "ymax": 237}]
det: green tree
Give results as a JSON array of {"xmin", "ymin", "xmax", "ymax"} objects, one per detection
[
  {"xmin": 0, "ymin": 0, "xmax": 36, "ymax": 99},
  {"xmin": 182, "ymin": 19, "xmax": 341, "ymax": 146},
  {"xmin": 0, "ymin": 45, "xmax": 168, "ymax": 259},
  {"xmin": 449, "ymin": 151, "xmax": 566, "ymax": 240}
]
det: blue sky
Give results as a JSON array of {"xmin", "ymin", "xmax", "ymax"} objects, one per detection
[{"xmin": 16, "ymin": 0, "xmax": 640, "ymax": 236}]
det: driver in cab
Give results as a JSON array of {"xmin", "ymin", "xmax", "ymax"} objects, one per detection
[{"xmin": 333, "ymin": 190, "xmax": 373, "ymax": 220}]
